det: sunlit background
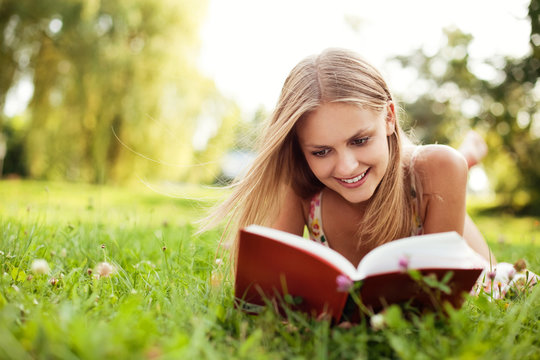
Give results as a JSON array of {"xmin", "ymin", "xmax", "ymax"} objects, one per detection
[
  {"xmin": 198, "ymin": 0, "xmax": 531, "ymax": 114},
  {"xmin": 0, "ymin": 0, "xmax": 539, "ymax": 211}
]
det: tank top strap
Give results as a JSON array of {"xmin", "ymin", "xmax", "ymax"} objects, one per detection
[{"xmin": 307, "ymin": 191, "xmax": 328, "ymax": 246}]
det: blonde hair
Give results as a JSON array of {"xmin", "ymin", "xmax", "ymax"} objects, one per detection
[{"xmin": 203, "ymin": 48, "xmax": 414, "ymax": 259}]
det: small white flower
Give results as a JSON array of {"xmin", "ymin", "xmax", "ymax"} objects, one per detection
[
  {"xmin": 370, "ymin": 314, "xmax": 386, "ymax": 331},
  {"xmin": 96, "ymin": 262, "xmax": 115, "ymax": 277},
  {"xmin": 60, "ymin": 248, "xmax": 67, "ymax": 257},
  {"xmin": 215, "ymin": 258, "xmax": 223, "ymax": 265},
  {"xmin": 31, "ymin": 259, "xmax": 50, "ymax": 275}
]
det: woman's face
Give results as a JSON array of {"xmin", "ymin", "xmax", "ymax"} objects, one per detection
[{"xmin": 296, "ymin": 102, "xmax": 395, "ymax": 205}]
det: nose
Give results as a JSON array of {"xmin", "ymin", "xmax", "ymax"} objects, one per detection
[{"xmin": 335, "ymin": 149, "xmax": 358, "ymax": 177}]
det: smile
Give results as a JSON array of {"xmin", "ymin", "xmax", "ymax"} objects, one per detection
[{"xmin": 338, "ymin": 169, "xmax": 368, "ymax": 184}]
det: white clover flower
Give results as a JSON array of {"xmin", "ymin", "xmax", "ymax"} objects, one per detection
[
  {"xmin": 96, "ymin": 262, "xmax": 115, "ymax": 277},
  {"xmin": 31, "ymin": 259, "xmax": 50, "ymax": 275},
  {"xmin": 370, "ymin": 314, "xmax": 386, "ymax": 331}
]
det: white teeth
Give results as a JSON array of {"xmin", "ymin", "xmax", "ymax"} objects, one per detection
[{"xmin": 341, "ymin": 171, "xmax": 366, "ymax": 184}]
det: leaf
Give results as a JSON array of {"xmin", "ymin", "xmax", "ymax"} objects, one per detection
[
  {"xmin": 384, "ymin": 305, "xmax": 406, "ymax": 330},
  {"xmin": 283, "ymin": 294, "xmax": 303, "ymax": 306},
  {"xmin": 10, "ymin": 267, "xmax": 18, "ymax": 281},
  {"xmin": 10, "ymin": 267, "xmax": 26, "ymax": 282},
  {"xmin": 437, "ymin": 283, "xmax": 451, "ymax": 294},
  {"xmin": 422, "ymin": 274, "xmax": 439, "ymax": 288},
  {"xmin": 441, "ymin": 271, "xmax": 454, "ymax": 284},
  {"xmin": 284, "ymin": 294, "xmax": 294, "ymax": 305},
  {"xmin": 407, "ymin": 269, "xmax": 422, "ymax": 281}
]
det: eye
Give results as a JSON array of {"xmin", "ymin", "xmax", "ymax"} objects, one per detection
[
  {"xmin": 351, "ymin": 137, "xmax": 369, "ymax": 146},
  {"xmin": 312, "ymin": 148, "xmax": 331, "ymax": 157}
]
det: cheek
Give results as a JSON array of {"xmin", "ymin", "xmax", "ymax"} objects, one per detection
[
  {"xmin": 372, "ymin": 137, "xmax": 390, "ymax": 161},
  {"xmin": 379, "ymin": 140, "xmax": 391, "ymax": 168},
  {"xmin": 305, "ymin": 158, "xmax": 330, "ymax": 178}
]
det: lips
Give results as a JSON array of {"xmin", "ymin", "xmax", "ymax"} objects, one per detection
[{"xmin": 337, "ymin": 168, "xmax": 369, "ymax": 185}]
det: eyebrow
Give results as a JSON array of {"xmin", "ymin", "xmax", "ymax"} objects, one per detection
[{"xmin": 303, "ymin": 128, "xmax": 371, "ymax": 149}]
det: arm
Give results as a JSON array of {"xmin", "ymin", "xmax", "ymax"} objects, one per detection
[
  {"xmin": 272, "ymin": 185, "xmax": 306, "ymax": 237},
  {"xmin": 463, "ymin": 213, "xmax": 496, "ymax": 264},
  {"xmin": 417, "ymin": 145, "xmax": 495, "ymax": 263}
]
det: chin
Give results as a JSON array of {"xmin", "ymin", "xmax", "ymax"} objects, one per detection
[
  {"xmin": 335, "ymin": 188, "xmax": 375, "ymax": 205},
  {"xmin": 344, "ymin": 194, "xmax": 372, "ymax": 205}
]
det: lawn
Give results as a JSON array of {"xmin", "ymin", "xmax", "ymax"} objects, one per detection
[{"xmin": 0, "ymin": 180, "xmax": 539, "ymax": 359}]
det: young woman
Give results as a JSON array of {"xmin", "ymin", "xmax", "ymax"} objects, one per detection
[{"xmin": 206, "ymin": 48, "xmax": 535, "ymax": 298}]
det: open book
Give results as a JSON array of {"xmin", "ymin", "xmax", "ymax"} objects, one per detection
[{"xmin": 235, "ymin": 225, "xmax": 487, "ymax": 322}]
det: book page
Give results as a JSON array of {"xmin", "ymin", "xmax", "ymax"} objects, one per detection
[
  {"xmin": 245, "ymin": 225, "xmax": 359, "ymax": 279},
  {"xmin": 354, "ymin": 232, "xmax": 488, "ymax": 281}
]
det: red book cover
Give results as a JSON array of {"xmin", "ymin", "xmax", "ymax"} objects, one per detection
[{"xmin": 235, "ymin": 226, "xmax": 486, "ymax": 322}]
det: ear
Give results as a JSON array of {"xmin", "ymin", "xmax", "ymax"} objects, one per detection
[{"xmin": 385, "ymin": 102, "xmax": 396, "ymax": 136}]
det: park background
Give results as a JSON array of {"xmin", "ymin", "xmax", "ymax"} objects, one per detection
[
  {"xmin": 0, "ymin": 0, "xmax": 539, "ymax": 359},
  {"xmin": 1, "ymin": 0, "xmax": 539, "ymax": 211}
]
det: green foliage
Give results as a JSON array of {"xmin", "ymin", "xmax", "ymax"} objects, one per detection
[
  {"xmin": 393, "ymin": 0, "xmax": 540, "ymax": 211},
  {"xmin": 0, "ymin": 116, "xmax": 27, "ymax": 176},
  {"xmin": 0, "ymin": 0, "xmax": 239, "ymax": 184},
  {"xmin": 0, "ymin": 180, "xmax": 539, "ymax": 359},
  {"xmin": 189, "ymin": 102, "xmax": 242, "ymax": 184}
]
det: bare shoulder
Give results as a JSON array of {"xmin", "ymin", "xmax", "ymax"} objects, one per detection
[{"xmin": 411, "ymin": 144, "xmax": 468, "ymax": 194}]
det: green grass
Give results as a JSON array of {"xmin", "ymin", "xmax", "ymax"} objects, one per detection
[{"xmin": 0, "ymin": 180, "xmax": 539, "ymax": 359}]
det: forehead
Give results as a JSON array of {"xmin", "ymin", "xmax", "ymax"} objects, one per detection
[{"xmin": 296, "ymin": 103, "xmax": 383, "ymax": 145}]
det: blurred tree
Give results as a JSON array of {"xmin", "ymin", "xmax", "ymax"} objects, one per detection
[
  {"xmin": 0, "ymin": 0, "xmax": 234, "ymax": 184},
  {"xmin": 187, "ymin": 98, "xmax": 241, "ymax": 184},
  {"xmin": 0, "ymin": 116, "xmax": 27, "ymax": 177},
  {"xmin": 391, "ymin": 0, "xmax": 540, "ymax": 211},
  {"xmin": 485, "ymin": 0, "xmax": 540, "ymax": 210}
]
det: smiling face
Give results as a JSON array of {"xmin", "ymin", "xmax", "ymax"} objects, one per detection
[{"xmin": 296, "ymin": 102, "xmax": 396, "ymax": 205}]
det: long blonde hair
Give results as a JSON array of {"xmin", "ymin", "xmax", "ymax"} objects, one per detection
[{"xmin": 203, "ymin": 48, "xmax": 414, "ymax": 259}]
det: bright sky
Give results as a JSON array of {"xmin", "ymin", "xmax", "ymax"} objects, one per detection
[
  {"xmin": 4, "ymin": 0, "xmax": 531, "ymax": 120},
  {"xmin": 198, "ymin": 0, "xmax": 531, "ymax": 115}
]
